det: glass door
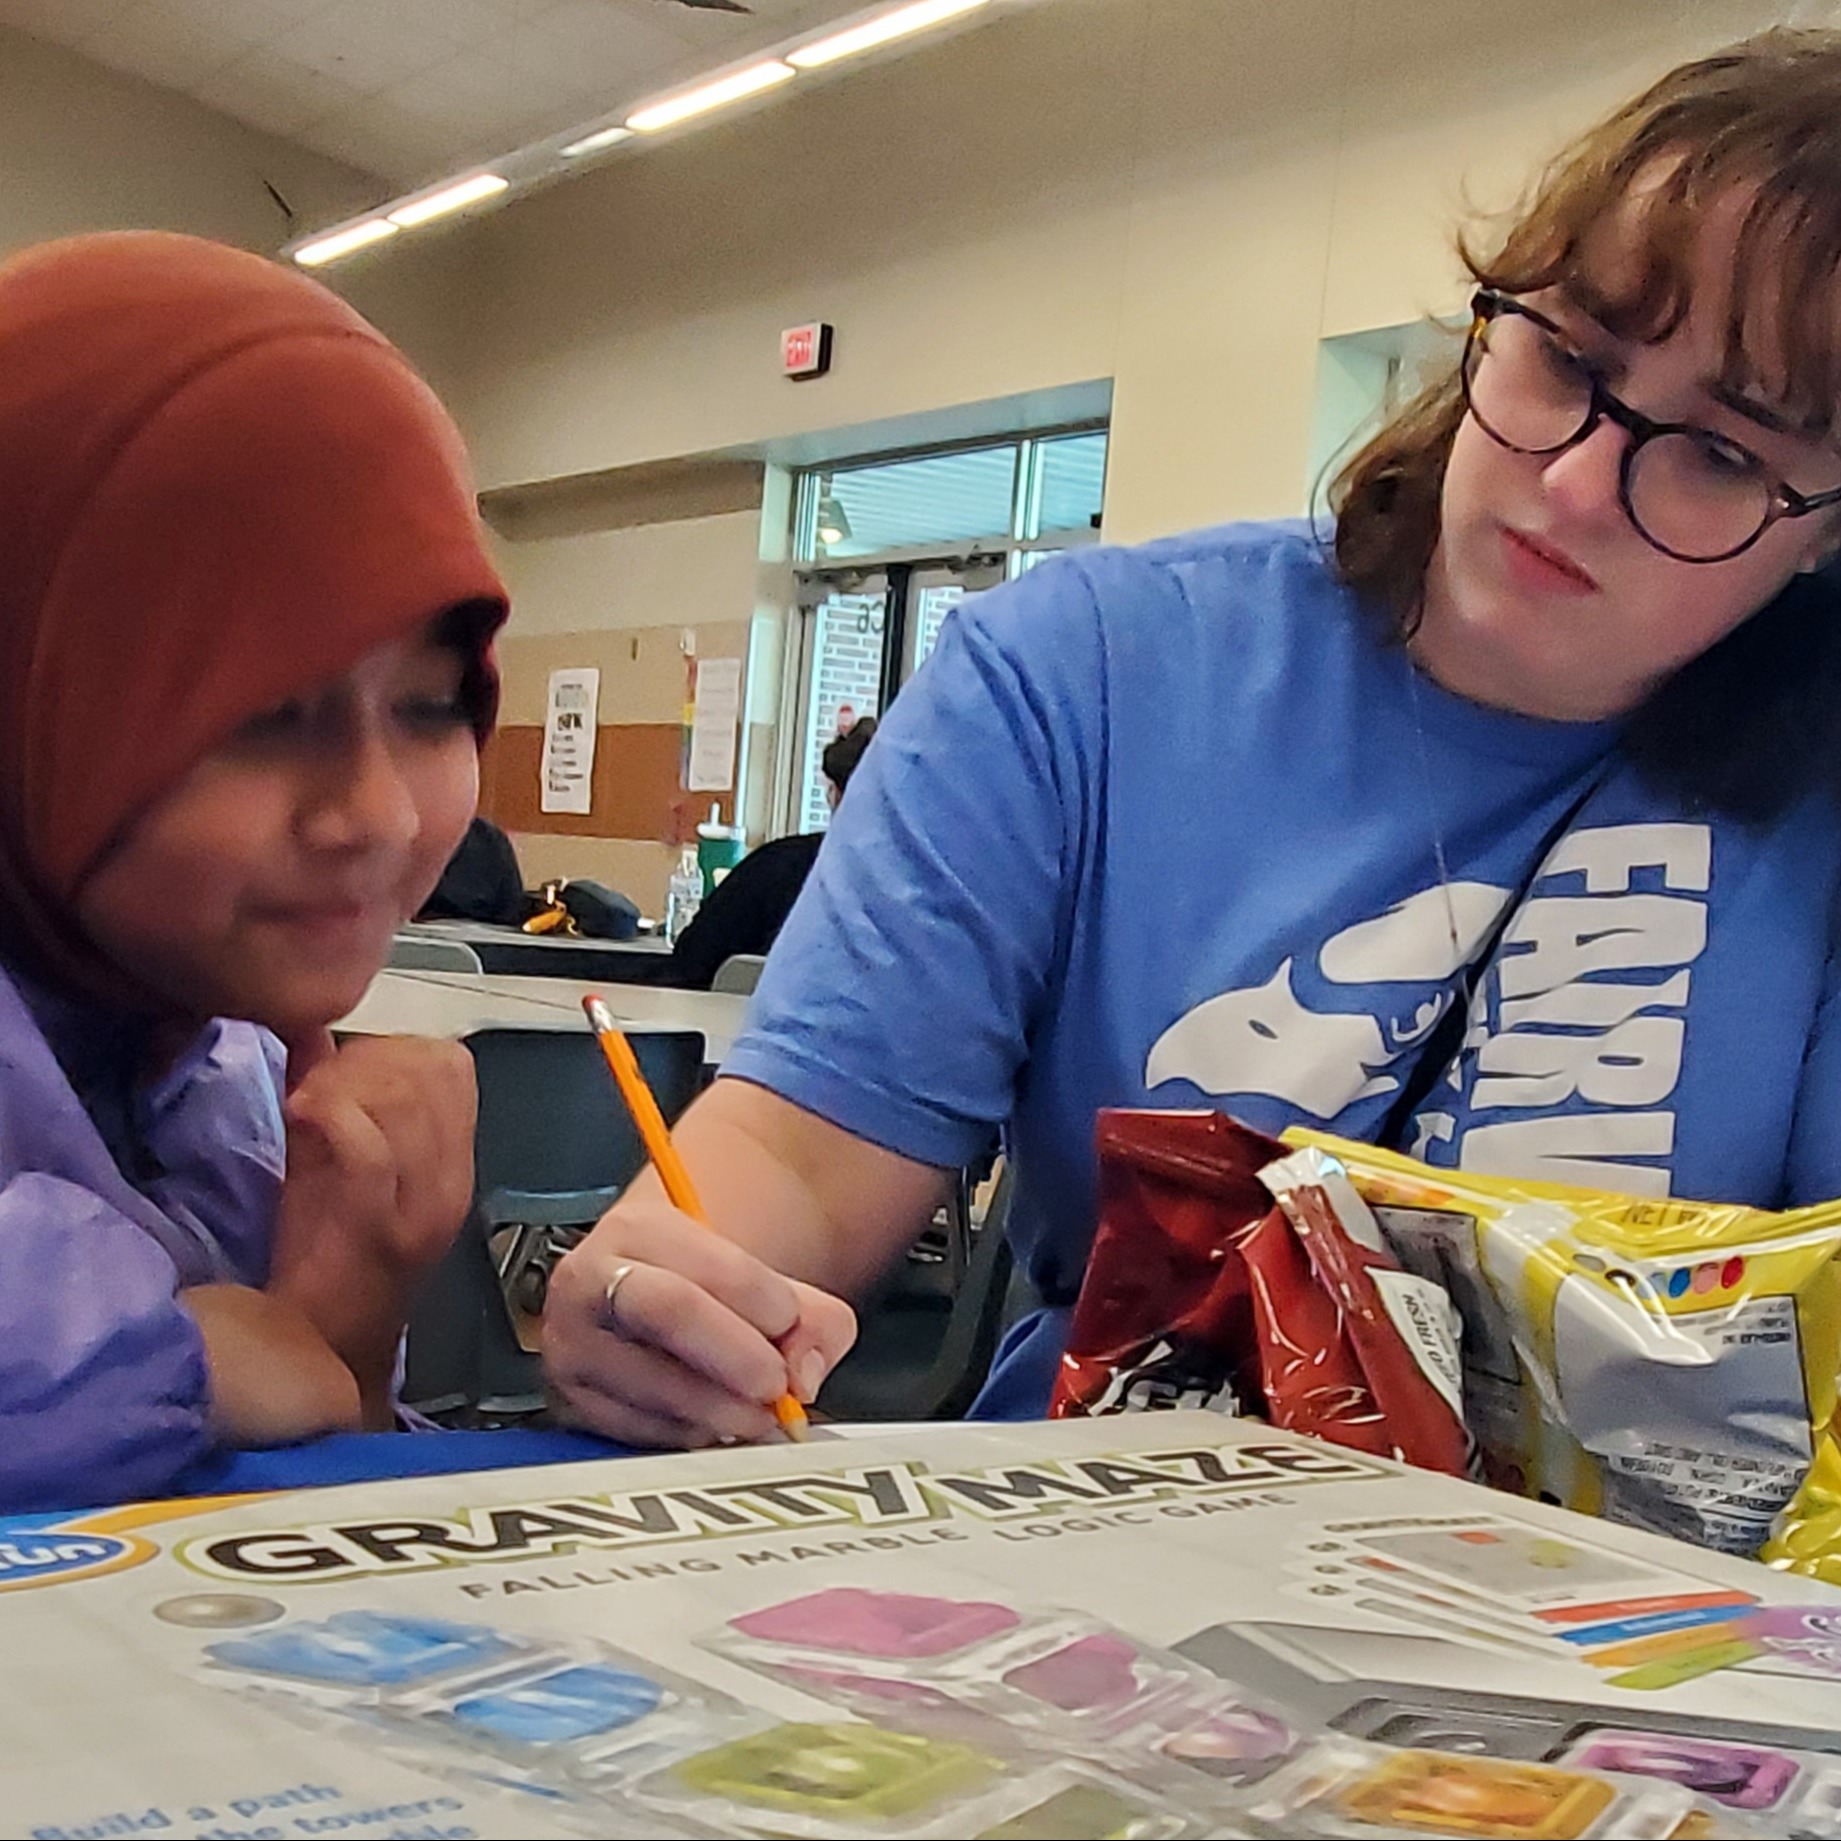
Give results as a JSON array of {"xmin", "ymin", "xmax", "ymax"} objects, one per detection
[
  {"xmin": 789, "ymin": 570, "xmax": 889, "ymax": 836},
  {"xmin": 786, "ymin": 556, "xmax": 1005, "ymax": 835},
  {"xmin": 899, "ymin": 560, "xmax": 1004, "ymax": 686}
]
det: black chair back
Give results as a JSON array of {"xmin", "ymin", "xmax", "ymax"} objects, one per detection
[{"xmin": 403, "ymin": 1026, "xmax": 704, "ymax": 1417}]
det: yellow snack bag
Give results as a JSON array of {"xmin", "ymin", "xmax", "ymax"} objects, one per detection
[
  {"xmin": 1763, "ymin": 1437, "xmax": 1841, "ymax": 1583},
  {"xmin": 1282, "ymin": 1129, "xmax": 1841, "ymax": 1560}
]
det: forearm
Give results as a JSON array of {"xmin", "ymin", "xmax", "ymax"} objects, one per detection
[
  {"xmin": 271, "ymin": 1035, "xmax": 476, "ymax": 1428},
  {"xmin": 264, "ymin": 1248, "xmax": 412, "ymax": 1430},
  {"xmin": 543, "ymin": 1078, "xmax": 898, "ymax": 1446},
  {"xmin": 181, "ymin": 1283, "xmax": 362, "ymax": 1445},
  {"xmin": 640, "ymin": 1076, "xmax": 952, "ymax": 1296}
]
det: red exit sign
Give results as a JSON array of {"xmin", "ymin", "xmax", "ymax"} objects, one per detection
[{"xmin": 781, "ymin": 321, "xmax": 834, "ymax": 380}]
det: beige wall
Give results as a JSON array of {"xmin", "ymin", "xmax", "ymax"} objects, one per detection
[
  {"xmin": 420, "ymin": 0, "xmax": 1785, "ymax": 542},
  {"xmin": 482, "ymin": 479, "xmax": 773, "ymax": 915},
  {"xmin": 10, "ymin": 0, "xmax": 1792, "ymax": 899},
  {"xmin": 0, "ymin": 25, "xmax": 374, "ymax": 255},
  {"xmin": 491, "ymin": 508, "xmax": 765, "ymax": 646},
  {"xmin": 368, "ymin": 0, "xmax": 1790, "ymax": 896},
  {"xmin": 0, "ymin": 20, "xmax": 766, "ymax": 915},
  {"xmin": 0, "ymin": 24, "xmax": 474, "ymax": 397}
]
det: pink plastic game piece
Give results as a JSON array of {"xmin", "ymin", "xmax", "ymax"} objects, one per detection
[
  {"xmin": 780, "ymin": 1663, "xmax": 957, "ymax": 1709},
  {"xmin": 1002, "ymin": 1635, "xmax": 1145, "ymax": 1712},
  {"xmin": 731, "ymin": 1589, "xmax": 1020, "ymax": 1659},
  {"xmin": 1569, "ymin": 1731, "xmax": 1798, "ymax": 1810}
]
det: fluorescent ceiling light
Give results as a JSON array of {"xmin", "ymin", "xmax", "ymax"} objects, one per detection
[
  {"xmin": 789, "ymin": 0, "xmax": 989, "ymax": 68},
  {"xmin": 283, "ymin": 0, "xmax": 1020, "ymax": 263},
  {"xmin": 626, "ymin": 59, "xmax": 794, "ymax": 133},
  {"xmin": 293, "ymin": 218, "xmax": 398, "ymax": 266},
  {"xmin": 388, "ymin": 173, "xmax": 509, "ymax": 228},
  {"xmin": 561, "ymin": 125, "xmax": 634, "ymax": 157}
]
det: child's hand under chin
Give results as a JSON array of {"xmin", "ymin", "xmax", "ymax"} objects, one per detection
[{"xmin": 268, "ymin": 1034, "xmax": 478, "ymax": 1427}]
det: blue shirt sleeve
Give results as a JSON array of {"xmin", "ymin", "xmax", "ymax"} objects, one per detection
[
  {"xmin": 1783, "ymin": 902, "xmax": 1841, "ymax": 1206},
  {"xmin": 723, "ymin": 555, "xmax": 1108, "ymax": 1170},
  {"xmin": 0, "ymin": 1171, "xmax": 212, "ymax": 1511}
]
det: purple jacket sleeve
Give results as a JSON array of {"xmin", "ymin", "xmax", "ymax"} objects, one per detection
[{"xmin": 0, "ymin": 1171, "xmax": 212, "ymax": 1511}]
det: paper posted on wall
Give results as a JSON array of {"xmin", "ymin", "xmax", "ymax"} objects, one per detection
[
  {"xmin": 539, "ymin": 667, "xmax": 600, "ymax": 815},
  {"xmin": 687, "ymin": 656, "xmax": 741, "ymax": 794}
]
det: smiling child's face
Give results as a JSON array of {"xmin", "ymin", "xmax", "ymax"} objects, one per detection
[{"xmin": 74, "ymin": 624, "xmax": 479, "ymax": 1039}]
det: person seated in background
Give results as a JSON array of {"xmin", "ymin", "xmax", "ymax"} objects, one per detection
[
  {"xmin": 664, "ymin": 717, "xmax": 878, "ymax": 990},
  {"xmin": 544, "ymin": 30, "xmax": 1841, "ymax": 1452},
  {"xmin": 0, "ymin": 231, "xmax": 508, "ymax": 1511},
  {"xmin": 418, "ymin": 812, "xmax": 529, "ymax": 926}
]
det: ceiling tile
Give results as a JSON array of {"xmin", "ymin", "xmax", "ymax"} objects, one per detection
[
  {"xmin": 385, "ymin": 45, "xmax": 580, "ymax": 126},
  {"xmin": 496, "ymin": 0, "xmax": 699, "ymax": 91},
  {"xmin": 0, "ymin": 0, "xmax": 925, "ymax": 202},
  {"xmin": 156, "ymin": 0, "xmax": 339, "ymax": 51},
  {"xmin": 483, "ymin": 0, "xmax": 571, "ymax": 22},
  {"xmin": 365, "ymin": 0, "xmax": 511, "ymax": 52},
  {"xmin": 193, "ymin": 0, "xmax": 343, "ymax": 30},
  {"xmin": 268, "ymin": 0, "xmax": 468, "ymax": 91},
  {"xmin": 394, "ymin": 103, "xmax": 555, "ymax": 169},
  {"xmin": 304, "ymin": 102, "xmax": 459, "ymax": 182},
  {"xmin": 702, "ymin": 0, "xmax": 839, "ymax": 21},
  {"xmin": 78, "ymin": 2, "xmax": 247, "ymax": 88},
  {"xmin": 505, "ymin": 90, "xmax": 604, "ymax": 139},
  {"xmin": 0, "ymin": 0, "xmax": 142, "ymax": 46},
  {"xmin": 189, "ymin": 46, "xmax": 362, "ymax": 136},
  {"xmin": 684, "ymin": 0, "xmax": 806, "ymax": 17}
]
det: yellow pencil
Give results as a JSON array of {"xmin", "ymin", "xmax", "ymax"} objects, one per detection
[{"xmin": 581, "ymin": 994, "xmax": 810, "ymax": 1442}]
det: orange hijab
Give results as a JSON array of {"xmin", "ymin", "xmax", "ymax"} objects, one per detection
[{"xmin": 0, "ymin": 232, "xmax": 508, "ymax": 1006}]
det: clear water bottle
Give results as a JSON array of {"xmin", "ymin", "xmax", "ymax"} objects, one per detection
[{"xmin": 664, "ymin": 845, "xmax": 703, "ymax": 944}]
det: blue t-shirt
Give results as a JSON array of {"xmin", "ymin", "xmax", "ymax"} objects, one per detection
[{"xmin": 724, "ymin": 520, "xmax": 1841, "ymax": 1415}]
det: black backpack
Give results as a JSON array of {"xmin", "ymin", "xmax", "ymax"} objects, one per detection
[
  {"xmin": 419, "ymin": 816, "xmax": 528, "ymax": 925},
  {"xmin": 557, "ymin": 878, "xmax": 641, "ymax": 941}
]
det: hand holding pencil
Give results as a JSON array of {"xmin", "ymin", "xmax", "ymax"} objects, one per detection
[{"xmin": 551, "ymin": 994, "xmax": 832, "ymax": 1445}]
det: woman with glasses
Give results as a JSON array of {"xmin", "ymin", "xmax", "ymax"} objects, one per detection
[{"xmin": 544, "ymin": 31, "xmax": 1841, "ymax": 1456}]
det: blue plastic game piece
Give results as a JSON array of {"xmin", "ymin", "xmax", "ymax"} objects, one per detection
[
  {"xmin": 208, "ymin": 1611, "xmax": 517, "ymax": 1686},
  {"xmin": 451, "ymin": 1665, "xmax": 665, "ymax": 1743}
]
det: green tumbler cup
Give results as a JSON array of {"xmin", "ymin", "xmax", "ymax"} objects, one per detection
[{"xmin": 696, "ymin": 804, "xmax": 746, "ymax": 894}]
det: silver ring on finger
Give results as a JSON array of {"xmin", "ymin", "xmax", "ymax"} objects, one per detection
[{"xmin": 601, "ymin": 1262, "xmax": 638, "ymax": 1333}]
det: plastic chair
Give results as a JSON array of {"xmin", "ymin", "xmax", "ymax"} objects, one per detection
[
  {"xmin": 388, "ymin": 933, "xmax": 485, "ymax": 973},
  {"xmin": 816, "ymin": 1163, "xmax": 1015, "ymax": 1423},
  {"xmin": 710, "ymin": 953, "xmax": 768, "ymax": 995},
  {"xmin": 402, "ymin": 1025, "xmax": 704, "ymax": 1418}
]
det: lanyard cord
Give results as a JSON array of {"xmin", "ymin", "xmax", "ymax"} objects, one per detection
[{"xmin": 1383, "ymin": 648, "xmax": 1607, "ymax": 1149}]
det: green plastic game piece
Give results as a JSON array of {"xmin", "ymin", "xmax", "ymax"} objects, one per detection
[
  {"xmin": 674, "ymin": 1720, "xmax": 1000, "ymax": 1820},
  {"xmin": 977, "ymin": 1783, "xmax": 1158, "ymax": 1839}
]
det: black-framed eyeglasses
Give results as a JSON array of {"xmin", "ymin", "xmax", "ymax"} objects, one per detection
[{"xmin": 1460, "ymin": 288, "xmax": 1841, "ymax": 564}]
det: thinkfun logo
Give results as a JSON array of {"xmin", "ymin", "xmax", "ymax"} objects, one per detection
[{"xmin": 0, "ymin": 1522, "xmax": 149, "ymax": 1592}]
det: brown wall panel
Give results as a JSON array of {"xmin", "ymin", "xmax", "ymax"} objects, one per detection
[{"xmin": 482, "ymin": 722, "xmax": 735, "ymax": 842}]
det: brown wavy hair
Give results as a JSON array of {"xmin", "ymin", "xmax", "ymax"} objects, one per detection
[{"xmin": 1330, "ymin": 28, "xmax": 1841, "ymax": 822}]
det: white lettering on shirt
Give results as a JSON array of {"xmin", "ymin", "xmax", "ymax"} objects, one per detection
[
  {"xmin": 1458, "ymin": 1113, "xmax": 1677, "ymax": 1195},
  {"xmin": 1454, "ymin": 823, "xmax": 1709, "ymax": 1191}
]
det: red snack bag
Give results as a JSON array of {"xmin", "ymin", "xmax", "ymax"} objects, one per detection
[
  {"xmin": 1053, "ymin": 1111, "xmax": 1470, "ymax": 1480},
  {"xmin": 1259, "ymin": 1146, "xmax": 1471, "ymax": 1477},
  {"xmin": 1049, "ymin": 1111, "xmax": 1283, "ymax": 1418},
  {"xmin": 1237, "ymin": 1201, "xmax": 1396, "ymax": 1458}
]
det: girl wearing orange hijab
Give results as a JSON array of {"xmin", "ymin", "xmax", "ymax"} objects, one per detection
[{"xmin": 0, "ymin": 231, "xmax": 508, "ymax": 1510}]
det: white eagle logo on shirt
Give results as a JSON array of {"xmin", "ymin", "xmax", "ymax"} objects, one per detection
[{"xmin": 1144, "ymin": 881, "xmax": 1511, "ymax": 1117}]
